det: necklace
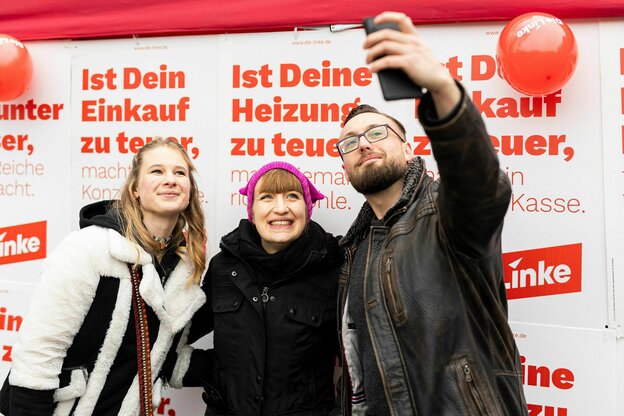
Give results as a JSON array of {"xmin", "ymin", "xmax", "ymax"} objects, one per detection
[{"xmin": 153, "ymin": 234, "xmax": 172, "ymax": 250}]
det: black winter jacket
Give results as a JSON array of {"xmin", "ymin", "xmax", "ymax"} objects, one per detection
[
  {"xmin": 338, "ymin": 86, "xmax": 529, "ymax": 415},
  {"xmin": 182, "ymin": 219, "xmax": 342, "ymax": 416}
]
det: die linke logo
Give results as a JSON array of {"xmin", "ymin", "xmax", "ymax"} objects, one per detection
[
  {"xmin": 0, "ymin": 221, "xmax": 47, "ymax": 265},
  {"xmin": 503, "ymin": 243, "xmax": 582, "ymax": 300}
]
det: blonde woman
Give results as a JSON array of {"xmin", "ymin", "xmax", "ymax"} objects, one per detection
[{"xmin": 0, "ymin": 138, "xmax": 207, "ymax": 416}]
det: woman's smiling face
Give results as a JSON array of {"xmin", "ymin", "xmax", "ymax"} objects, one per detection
[
  {"xmin": 251, "ymin": 172, "xmax": 307, "ymax": 254},
  {"xmin": 133, "ymin": 146, "xmax": 191, "ymax": 226}
]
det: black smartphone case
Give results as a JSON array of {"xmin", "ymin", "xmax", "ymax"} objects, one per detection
[{"xmin": 363, "ymin": 17, "xmax": 424, "ymax": 101}]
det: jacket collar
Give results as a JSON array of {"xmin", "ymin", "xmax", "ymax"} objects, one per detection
[
  {"xmin": 221, "ymin": 219, "xmax": 332, "ymax": 283},
  {"xmin": 107, "ymin": 228, "xmax": 206, "ymax": 333},
  {"xmin": 340, "ymin": 157, "xmax": 426, "ymax": 248}
]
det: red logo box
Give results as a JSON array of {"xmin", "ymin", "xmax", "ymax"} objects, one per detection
[
  {"xmin": 0, "ymin": 221, "xmax": 47, "ymax": 265},
  {"xmin": 503, "ymin": 243, "xmax": 582, "ymax": 300}
]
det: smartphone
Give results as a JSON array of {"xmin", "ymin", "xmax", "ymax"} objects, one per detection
[{"xmin": 363, "ymin": 17, "xmax": 424, "ymax": 100}]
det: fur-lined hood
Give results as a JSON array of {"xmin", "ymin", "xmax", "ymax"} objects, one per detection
[{"xmin": 79, "ymin": 199, "xmax": 122, "ymax": 232}]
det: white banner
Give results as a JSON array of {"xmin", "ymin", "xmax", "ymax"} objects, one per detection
[
  {"xmin": 512, "ymin": 321, "xmax": 617, "ymax": 415},
  {"xmin": 403, "ymin": 22, "xmax": 607, "ymax": 329},
  {"xmin": 70, "ymin": 36, "xmax": 220, "ymax": 252},
  {"xmin": 0, "ymin": 17, "xmax": 623, "ymax": 415},
  {"xmin": 0, "ymin": 281, "xmax": 35, "ymax": 381},
  {"xmin": 599, "ymin": 20, "xmax": 624, "ymax": 328},
  {"xmin": 0, "ymin": 41, "xmax": 71, "ymax": 284}
]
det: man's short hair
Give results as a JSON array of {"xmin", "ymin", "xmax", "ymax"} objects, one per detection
[{"xmin": 343, "ymin": 104, "xmax": 407, "ymax": 139}]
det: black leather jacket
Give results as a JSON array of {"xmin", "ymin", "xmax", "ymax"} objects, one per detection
[{"xmin": 337, "ymin": 87, "xmax": 529, "ymax": 416}]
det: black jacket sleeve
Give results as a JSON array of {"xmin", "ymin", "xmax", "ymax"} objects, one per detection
[
  {"xmin": 181, "ymin": 348, "xmax": 216, "ymax": 387},
  {"xmin": 165, "ymin": 260, "xmax": 217, "ymax": 388},
  {"xmin": 0, "ymin": 376, "xmax": 55, "ymax": 416},
  {"xmin": 187, "ymin": 263, "xmax": 215, "ymax": 345},
  {"xmin": 419, "ymin": 82, "xmax": 512, "ymax": 259}
]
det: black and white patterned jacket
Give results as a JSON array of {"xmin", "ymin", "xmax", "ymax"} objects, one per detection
[{"xmin": 0, "ymin": 201, "xmax": 206, "ymax": 415}]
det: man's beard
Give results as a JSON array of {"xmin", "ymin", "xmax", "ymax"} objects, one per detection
[{"xmin": 348, "ymin": 156, "xmax": 407, "ymax": 195}]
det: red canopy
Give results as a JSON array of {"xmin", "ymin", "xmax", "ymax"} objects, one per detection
[{"xmin": 2, "ymin": 0, "xmax": 623, "ymax": 41}]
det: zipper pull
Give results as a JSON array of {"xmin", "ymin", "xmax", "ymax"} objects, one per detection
[
  {"xmin": 261, "ymin": 287, "xmax": 269, "ymax": 304},
  {"xmin": 463, "ymin": 364, "xmax": 473, "ymax": 382},
  {"xmin": 386, "ymin": 257, "xmax": 392, "ymax": 272}
]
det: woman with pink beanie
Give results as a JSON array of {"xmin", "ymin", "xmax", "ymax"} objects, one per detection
[{"xmin": 175, "ymin": 161, "xmax": 342, "ymax": 415}]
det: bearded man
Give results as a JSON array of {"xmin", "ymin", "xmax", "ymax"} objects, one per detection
[{"xmin": 334, "ymin": 11, "xmax": 529, "ymax": 416}]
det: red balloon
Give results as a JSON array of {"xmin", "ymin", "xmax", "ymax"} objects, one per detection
[
  {"xmin": 496, "ymin": 13, "xmax": 578, "ymax": 96},
  {"xmin": 0, "ymin": 34, "xmax": 33, "ymax": 102}
]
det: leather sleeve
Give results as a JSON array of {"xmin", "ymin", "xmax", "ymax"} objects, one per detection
[{"xmin": 419, "ymin": 82, "xmax": 512, "ymax": 259}]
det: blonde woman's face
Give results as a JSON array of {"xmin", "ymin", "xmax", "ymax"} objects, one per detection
[{"xmin": 133, "ymin": 146, "xmax": 191, "ymax": 225}]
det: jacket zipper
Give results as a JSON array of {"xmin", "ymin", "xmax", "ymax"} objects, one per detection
[
  {"xmin": 260, "ymin": 286, "xmax": 269, "ymax": 309},
  {"xmin": 384, "ymin": 257, "xmax": 405, "ymax": 323},
  {"xmin": 462, "ymin": 363, "xmax": 488, "ymax": 415}
]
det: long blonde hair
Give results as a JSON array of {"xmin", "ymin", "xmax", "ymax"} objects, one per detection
[{"xmin": 115, "ymin": 138, "xmax": 206, "ymax": 285}]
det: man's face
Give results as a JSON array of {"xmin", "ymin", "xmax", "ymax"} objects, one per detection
[{"xmin": 340, "ymin": 112, "xmax": 411, "ymax": 195}]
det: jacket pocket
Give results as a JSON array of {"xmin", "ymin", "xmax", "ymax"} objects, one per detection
[
  {"xmin": 212, "ymin": 291, "xmax": 244, "ymax": 314},
  {"xmin": 285, "ymin": 287, "xmax": 335, "ymax": 328},
  {"xmin": 284, "ymin": 297, "xmax": 332, "ymax": 404},
  {"xmin": 212, "ymin": 290, "xmax": 246, "ymax": 354},
  {"xmin": 382, "ymin": 257, "xmax": 407, "ymax": 326},
  {"xmin": 453, "ymin": 357, "xmax": 501, "ymax": 416},
  {"xmin": 53, "ymin": 367, "xmax": 88, "ymax": 416}
]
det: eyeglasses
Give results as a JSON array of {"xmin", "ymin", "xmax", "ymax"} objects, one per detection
[{"xmin": 336, "ymin": 124, "xmax": 404, "ymax": 155}]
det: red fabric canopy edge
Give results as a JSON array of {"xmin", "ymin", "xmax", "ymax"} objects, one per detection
[{"xmin": 1, "ymin": 0, "xmax": 623, "ymax": 41}]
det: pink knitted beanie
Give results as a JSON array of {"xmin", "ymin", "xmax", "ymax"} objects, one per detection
[{"xmin": 239, "ymin": 161, "xmax": 325, "ymax": 222}]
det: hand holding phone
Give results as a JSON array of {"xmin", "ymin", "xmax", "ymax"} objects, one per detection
[{"xmin": 363, "ymin": 17, "xmax": 424, "ymax": 101}]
